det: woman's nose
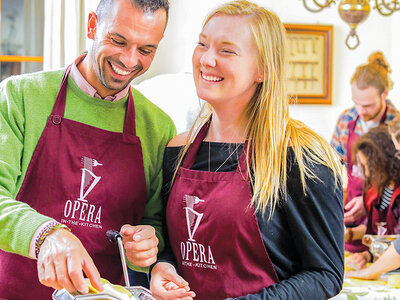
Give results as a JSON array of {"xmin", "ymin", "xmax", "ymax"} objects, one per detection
[{"xmin": 200, "ymin": 49, "xmax": 216, "ymax": 68}]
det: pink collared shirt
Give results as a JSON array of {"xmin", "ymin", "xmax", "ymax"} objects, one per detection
[{"xmin": 70, "ymin": 56, "xmax": 131, "ymax": 102}]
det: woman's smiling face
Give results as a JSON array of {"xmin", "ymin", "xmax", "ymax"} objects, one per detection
[{"xmin": 192, "ymin": 14, "xmax": 262, "ymax": 110}]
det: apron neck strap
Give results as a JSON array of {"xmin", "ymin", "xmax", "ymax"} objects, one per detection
[
  {"xmin": 182, "ymin": 118, "xmax": 211, "ymax": 168},
  {"xmin": 380, "ymin": 102, "xmax": 388, "ymax": 124},
  {"xmin": 51, "ymin": 64, "xmax": 72, "ymax": 117},
  {"xmin": 123, "ymin": 89, "xmax": 136, "ymax": 136}
]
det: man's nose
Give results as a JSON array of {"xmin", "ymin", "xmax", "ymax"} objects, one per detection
[
  {"xmin": 119, "ymin": 47, "xmax": 139, "ymax": 69},
  {"xmin": 357, "ymin": 105, "xmax": 367, "ymax": 114}
]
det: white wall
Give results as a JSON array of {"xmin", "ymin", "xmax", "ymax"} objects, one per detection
[{"xmin": 131, "ymin": 0, "xmax": 399, "ymax": 138}]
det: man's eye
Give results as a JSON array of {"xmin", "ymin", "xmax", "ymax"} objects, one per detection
[
  {"xmin": 222, "ymin": 49, "xmax": 235, "ymax": 54},
  {"xmin": 197, "ymin": 42, "xmax": 206, "ymax": 47},
  {"xmin": 112, "ymin": 38, "xmax": 124, "ymax": 46},
  {"xmin": 139, "ymin": 48, "xmax": 153, "ymax": 55}
]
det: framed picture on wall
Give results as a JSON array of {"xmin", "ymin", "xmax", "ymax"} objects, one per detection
[{"xmin": 284, "ymin": 24, "xmax": 333, "ymax": 104}]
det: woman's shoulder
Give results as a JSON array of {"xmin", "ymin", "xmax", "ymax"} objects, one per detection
[{"xmin": 168, "ymin": 131, "xmax": 189, "ymax": 147}]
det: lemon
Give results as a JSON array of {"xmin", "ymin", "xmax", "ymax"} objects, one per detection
[{"xmin": 388, "ymin": 274, "xmax": 400, "ymax": 288}]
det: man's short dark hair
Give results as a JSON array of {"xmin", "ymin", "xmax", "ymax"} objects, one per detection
[{"xmin": 96, "ymin": 0, "xmax": 170, "ymax": 23}]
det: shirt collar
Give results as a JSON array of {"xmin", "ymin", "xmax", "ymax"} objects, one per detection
[{"xmin": 69, "ymin": 54, "xmax": 130, "ymax": 102}]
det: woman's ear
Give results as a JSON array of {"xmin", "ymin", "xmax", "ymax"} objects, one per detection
[{"xmin": 87, "ymin": 12, "xmax": 98, "ymax": 40}]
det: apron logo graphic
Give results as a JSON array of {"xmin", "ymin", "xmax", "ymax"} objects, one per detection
[
  {"xmin": 184, "ymin": 195, "xmax": 204, "ymax": 241},
  {"xmin": 180, "ymin": 194, "xmax": 216, "ymax": 269},
  {"xmin": 62, "ymin": 157, "xmax": 103, "ymax": 228},
  {"xmin": 79, "ymin": 157, "xmax": 103, "ymax": 201}
]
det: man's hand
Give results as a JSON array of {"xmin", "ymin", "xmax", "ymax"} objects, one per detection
[
  {"xmin": 344, "ymin": 196, "xmax": 367, "ymax": 224},
  {"xmin": 37, "ymin": 229, "xmax": 103, "ymax": 294},
  {"xmin": 120, "ymin": 225, "xmax": 158, "ymax": 267},
  {"xmin": 150, "ymin": 262, "xmax": 195, "ymax": 300}
]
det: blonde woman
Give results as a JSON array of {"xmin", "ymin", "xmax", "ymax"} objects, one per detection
[{"xmin": 150, "ymin": 1, "xmax": 344, "ymax": 299}]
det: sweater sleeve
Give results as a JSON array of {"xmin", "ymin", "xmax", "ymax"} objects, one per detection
[
  {"xmin": 154, "ymin": 146, "xmax": 180, "ymax": 268},
  {"xmin": 394, "ymin": 238, "xmax": 400, "ymax": 255},
  {"xmin": 0, "ymin": 77, "xmax": 54, "ymax": 258},
  {"xmin": 230, "ymin": 160, "xmax": 344, "ymax": 299},
  {"xmin": 330, "ymin": 114, "xmax": 347, "ymax": 163}
]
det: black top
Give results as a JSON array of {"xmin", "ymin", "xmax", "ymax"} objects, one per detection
[{"xmin": 159, "ymin": 142, "xmax": 344, "ymax": 300}]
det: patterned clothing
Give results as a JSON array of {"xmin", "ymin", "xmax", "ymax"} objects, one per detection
[{"xmin": 330, "ymin": 100, "xmax": 399, "ymax": 163}]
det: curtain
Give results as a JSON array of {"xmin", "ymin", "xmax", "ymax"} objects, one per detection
[{"xmin": 43, "ymin": 0, "xmax": 99, "ymax": 70}]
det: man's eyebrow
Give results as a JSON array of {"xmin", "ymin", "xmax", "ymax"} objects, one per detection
[
  {"xmin": 109, "ymin": 32, "xmax": 127, "ymax": 41},
  {"xmin": 109, "ymin": 32, "xmax": 158, "ymax": 49}
]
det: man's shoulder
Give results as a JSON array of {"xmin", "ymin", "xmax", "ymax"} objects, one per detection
[
  {"xmin": 0, "ymin": 69, "xmax": 65, "ymax": 104},
  {"xmin": 337, "ymin": 106, "xmax": 358, "ymax": 124},
  {"xmin": 386, "ymin": 99, "xmax": 400, "ymax": 121},
  {"xmin": 1, "ymin": 69, "xmax": 64, "ymax": 91}
]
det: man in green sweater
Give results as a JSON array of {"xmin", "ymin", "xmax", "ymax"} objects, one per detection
[{"xmin": 0, "ymin": 0, "xmax": 175, "ymax": 298}]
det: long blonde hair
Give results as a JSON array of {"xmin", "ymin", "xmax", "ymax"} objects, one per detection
[{"xmin": 174, "ymin": 0, "xmax": 344, "ymax": 217}]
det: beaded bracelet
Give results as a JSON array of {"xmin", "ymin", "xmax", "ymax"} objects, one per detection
[{"xmin": 35, "ymin": 221, "xmax": 71, "ymax": 258}]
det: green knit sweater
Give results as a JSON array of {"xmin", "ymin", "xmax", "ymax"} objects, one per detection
[{"xmin": 0, "ymin": 69, "xmax": 176, "ymax": 271}]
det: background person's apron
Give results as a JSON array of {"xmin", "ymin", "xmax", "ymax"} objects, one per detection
[
  {"xmin": 366, "ymin": 188, "xmax": 400, "ymax": 235},
  {"xmin": 167, "ymin": 119, "xmax": 279, "ymax": 299},
  {"xmin": 0, "ymin": 65, "xmax": 147, "ymax": 299},
  {"xmin": 345, "ymin": 108, "xmax": 387, "ymax": 253}
]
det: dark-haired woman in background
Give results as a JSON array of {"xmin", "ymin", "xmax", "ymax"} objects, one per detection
[
  {"xmin": 345, "ymin": 125, "xmax": 400, "ymax": 270},
  {"xmin": 347, "ymin": 116, "xmax": 400, "ymax": 279}
]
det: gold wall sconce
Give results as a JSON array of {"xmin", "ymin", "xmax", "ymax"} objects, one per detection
[{"xmin": 300, "ymin": 0, "xmax": 399, "ymax": 49}]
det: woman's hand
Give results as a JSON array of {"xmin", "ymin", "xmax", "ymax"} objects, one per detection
[
  {"xmin": 150, "ymin": 262, "xmax": 196, "ymax": 300},
  {"xmin": 346, "ymin": 251, "xmax": 371, "ymax": 271},
  {"xmin": 37, "ymin": 228, "xmax": 103, "ymax": 294},
  {"xmin": 346, "ymin": 267, "xmax": 381, "ymax": 280}
]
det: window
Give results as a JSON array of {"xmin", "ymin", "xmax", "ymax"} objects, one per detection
[{"xmin": 0, "ymin": 0, "xmax": 44, "ymax": 82}]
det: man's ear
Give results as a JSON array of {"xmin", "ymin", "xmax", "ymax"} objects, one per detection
[{"xmin": 87, "ymin": 12, "xmax": 98, "ymax": 40}]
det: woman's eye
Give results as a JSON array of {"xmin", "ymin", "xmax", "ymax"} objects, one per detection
[
  {"xmin": 197, "ymin": 42, "xmax": 206, "ymax": 47},
  {"xmin": 222, "ymin": 49, "xmax": 235, "ymax": 54}
]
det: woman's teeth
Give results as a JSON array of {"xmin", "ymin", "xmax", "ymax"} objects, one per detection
[{"xmin": 202, "ymin": 73, "xmax": 223, "ymax": 82}]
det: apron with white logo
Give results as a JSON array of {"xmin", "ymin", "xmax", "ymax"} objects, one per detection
[
  {"xmin": 0, "ymin": 64, "xmax": 147, "ymax": 299},
  {"xmin": 345, "ymin": 107, "xmax": 387, "ymax": 252},
  {"xmin": 167, "ymin": 119, "xmax": 279, "ymax": 299}
]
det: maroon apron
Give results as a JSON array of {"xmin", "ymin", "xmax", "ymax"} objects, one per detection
[
  {"xmin": 345, "ymin": 107, "xmax": 387, "ymax": 252},
  {"xmin": 0, "ymin": 65, "xmax": 147, "ymax": 299},
  {"xmin": 166, "ymin": 119, "xmax": 279, "ymax": 299},
  {"xmin": 366, "ymin": 187, "xmax": 400, "ymax": 235}
]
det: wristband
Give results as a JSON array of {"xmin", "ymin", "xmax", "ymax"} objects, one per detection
[
  {"xmin": 35, "ymin": 221, "xmax": 71, "ymax": 258},
  {"xmin": 367, "ymin": 249, "xmax": 374, "ymax": 263},
  {"xmin": 347, "ymin": 227, "xmax": 353, "ymax": 242}
]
